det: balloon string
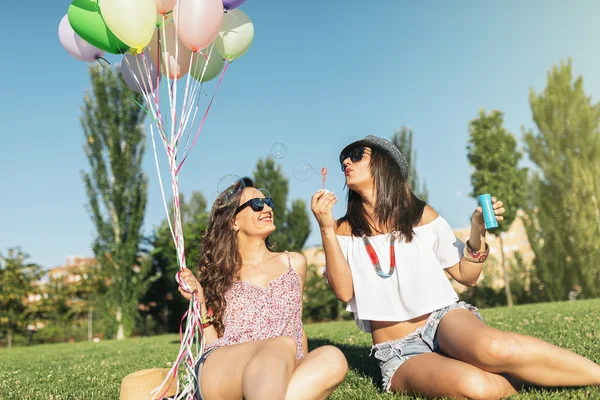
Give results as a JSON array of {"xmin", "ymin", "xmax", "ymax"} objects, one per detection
[
  {"xmin": 131, "ymin": 98, "xmax": 151, "ymax": 117},
  {"xmin": 96, "ymin": 57, "xmax": 111, "ymax": 69},
  {"xmin": 179, "ymin": 44, "xmax": 216, "ymax": 156},
  {"xmin": 176, "ymin": 60, "xmax": 230, "ymax": 174}
]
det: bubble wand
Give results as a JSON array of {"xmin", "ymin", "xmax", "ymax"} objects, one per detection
[{"xmin": 321, "ymin": 167, "xmax": 328, "ymax": 190}]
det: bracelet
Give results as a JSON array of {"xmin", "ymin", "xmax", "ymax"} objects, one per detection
[
  {"xmin": 201, "ymin": 308, "xmax": 214, "ymax": 328},
  {"xmin": 463, "ymin": 240, "xmax": 490, "ymax": 263}
]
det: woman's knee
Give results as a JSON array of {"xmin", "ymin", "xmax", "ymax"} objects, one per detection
[
  {"xmin": 269, "ymin": 336, "xmax": 298, "ymax": 357},
  {"xmin": 315, "ymin": 345, "xmax": 349, "ymax": 383},
  {"xmin": 458, "ymin": 371, "xmax": 509, "ymax": 400},
  {"xmin": 244, "ymin": 337, "xmax": 297, "ymax": 378},
  {"xmin": 473, "ymin": 333, "xmax": 521, "ymax": 370}
]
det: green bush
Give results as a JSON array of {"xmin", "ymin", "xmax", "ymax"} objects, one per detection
[{"xmin": 303, "ymin": 264, "xmax": 352, "ymax": 323}]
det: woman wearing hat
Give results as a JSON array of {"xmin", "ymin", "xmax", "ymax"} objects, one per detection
[
  {"xmin": 311, "ymin": 135, "xmax": 600, "ymax": 398},
  {"xmin": 178, "ymin": 177, "xmax": 348, "ymax": 400}
]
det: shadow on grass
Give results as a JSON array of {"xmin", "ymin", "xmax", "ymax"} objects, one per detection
[{"xmin": 308, "ymin": 338, "xmax": 381, "ymax": 384}]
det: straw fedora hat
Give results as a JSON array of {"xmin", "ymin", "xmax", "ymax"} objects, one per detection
[
  {"xmin": 120, "ymin": 368, "xmax": 178, "ymax": 400},
  {"xmin": 339, "ymin": 135, "xmax": 409, "ymax": 179}
]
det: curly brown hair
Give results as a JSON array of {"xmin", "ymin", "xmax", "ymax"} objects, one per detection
[{"xmin": 197, "ymin": 177, "xmax": 256, "ymax": 336}]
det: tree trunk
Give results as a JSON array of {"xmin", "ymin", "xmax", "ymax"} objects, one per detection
[
  {"xmin": 500, "ymin": 234, "xmax": 514, "ymax": 307},
  {"xmin": 88, "ymin": 306, "xmax": 93, "ymax": 341},
  {"xmin": 116, "ymin": 306, "xmax": 125, "ymax": 340},
  {"xmin": 7, "ymin": 328, "xmax": 13, "ymax": 349}
]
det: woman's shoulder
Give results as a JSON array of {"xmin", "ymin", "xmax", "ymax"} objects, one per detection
[
  {"xmin": 282, "ymin": 251, "xmax": 307, "ymax": 279},
  {"xmin": 334, "ymin": 220, "xmax": 352, "ymax": 236},
  {"xmin": 416, "ymin": 205, "xmax": 440, "ymax": 228},
  {"xmin": 284, "ymin": 251, "xmax": 306, "ymax": 265}
]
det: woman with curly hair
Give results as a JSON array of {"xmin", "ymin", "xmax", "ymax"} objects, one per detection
[{"xmin": 177, "ymin": 177, "xmax": 348, "ymax": 400}]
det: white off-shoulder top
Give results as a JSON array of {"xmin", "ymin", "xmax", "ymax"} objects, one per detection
[{"xmin": 332, "ymin": 216, "xmax": 464, "ymax": 333}]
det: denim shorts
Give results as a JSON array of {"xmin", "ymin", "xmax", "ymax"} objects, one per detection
[
  {"xmin": 370, "ymin": 301, "xmax": 483, "ymax": 392},
  {"xmin": 195, "ymin": 347, "xmax": 217, "ymax": 400}
]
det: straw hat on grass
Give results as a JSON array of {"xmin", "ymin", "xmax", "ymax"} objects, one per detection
[{"xmin": 120, "ymin": 368, "xmax": 178, "ymax": 400}]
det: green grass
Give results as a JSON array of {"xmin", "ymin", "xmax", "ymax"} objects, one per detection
[{"xmin": 1, "ymin": 299, "xmax": 600, "ymax": 399}]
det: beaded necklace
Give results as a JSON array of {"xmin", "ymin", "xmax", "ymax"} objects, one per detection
[{"xmin": 361, "ymin": 231, "xmax": 397, "ymax": 278}]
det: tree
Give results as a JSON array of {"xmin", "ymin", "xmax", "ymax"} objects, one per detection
[
  {"xmin": 0, "ymin": 248, "xmax": 42, "ymax": 348},
  {"xmin": 523, "ymin": 59, "xmax": 600, "ymax": 300},
  {"xmin": 38, "ymin": 274, "xmax": 83, "ymax": 340},
  {"xmin": 80, "ymin": 64, "xmax": 151, "ymax": 339},
  {"xmin": 253, "ymin": 158, "xmax": 311, "ymax": 252},
  {"xmin": 75, "ymin": 262, "xmax": 109, "ymax": 341},
  {"xmin": 467, "ymin": 109, "xmax": 527, "ymax": 306},
  {"xmin": 391, "ymin": 127, "xmax": 428, "ymax": 201},
  {"xmin": 146, "ymin": 191, "xmax": 210, "ymax": 333},
  {"xmin": 285, "ymin": 200, "xmax": 311, "ymax": 252},
  {"xmin": 303, "ymin": 263, "xmax": 343, "ymax": 322}
]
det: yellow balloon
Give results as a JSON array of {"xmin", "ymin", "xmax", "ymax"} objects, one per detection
[
  {"xmin": 215, "ymin": 9, "xmax": 254, "ymax": 61},
  {"xmin": 99, "ymin": 0, "xmax": 157, "ymax": 51}
]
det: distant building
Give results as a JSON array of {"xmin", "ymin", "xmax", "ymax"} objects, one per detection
[
  {"xmin": 26, "ymin": 256, "xmax": 98, "ymax": 305},
  {"xmin": 303, "ymin": 246, "xmax": 326, "ymax": 275},
  {"xmin": 47, "ymin": 256, "xmax": 98, "ymax": 284},
  {"xmin": 451, "ymin": 209, "xmax": 535, "ymax": 292}
]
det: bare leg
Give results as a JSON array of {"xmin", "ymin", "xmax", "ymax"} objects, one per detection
[
  {"xmin": 201, "ymin": 336, "xmax": 297, "ymax": 400},
  {"xmin": 390, "ymin": 352, "xmax": 518, "ymax": 399},
  {"xmin": 437, "ymin": 309, "xmax": 600, "ymax": 387},
  {"xmin": 285, "ymin": 345, "xmax": 348, "ymax": 400}
]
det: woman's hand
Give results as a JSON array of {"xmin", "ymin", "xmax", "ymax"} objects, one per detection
[
  {"xmin": 311, "ymin": 189, "xmax": 338, "ymax": 231},
  {"xmin": 177, "ymin": 268, "xmax": 204, "ymax": 301},
  {"xmin": 472, "ymin": 196, "xmax": 505, "ymax": 230}
]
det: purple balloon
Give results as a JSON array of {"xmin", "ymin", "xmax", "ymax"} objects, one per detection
[
  {"xmin": 58, "ymin": 14, "xmax": 104, "ymax": 62},
  {"xmin": 222, "ymin": 0, "xmax": 246, "ymax": 11},
  {"xmin": 121, "ymin": 50, "xmax": 161, "ymax": 94}
]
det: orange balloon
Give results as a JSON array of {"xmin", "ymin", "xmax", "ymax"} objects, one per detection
[
  {"xmin": 148, "ymin": 20, "xmax": 192, "ymax": 79},
  {"xmin": 155, "ymin": 0, "xmax": 176, "ymax": 14}
]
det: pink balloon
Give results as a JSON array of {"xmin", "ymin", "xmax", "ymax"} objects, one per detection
[
  {"xmin": 173, "ymin": 0, "xmax": 224, "ymax": 52},
  {"xmin": 148, "ymin": 20, "xmax": 193, "ymax": 79},
  {"xmin": 58, "ymin": 14, "xmax": 104, "ymax": 62},
  {"xmin": 155, "ymin": 0, "xmax": 176, "ymax": 14}
]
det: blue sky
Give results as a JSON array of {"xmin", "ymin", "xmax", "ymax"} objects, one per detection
[{"xmin": 2, "ymin": 0, "xmax": 600, "ymax": 269}]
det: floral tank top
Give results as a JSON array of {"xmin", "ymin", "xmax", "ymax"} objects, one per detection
[{"xmin": 204, "ymin": 252, "xmax": 304, "ymax": 359}]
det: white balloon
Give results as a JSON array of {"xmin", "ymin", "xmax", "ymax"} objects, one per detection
[
  {"xmin": 121, "ymin": 50, "xmax": 161, "ymax": 93},
  {"xmin": 58, "ymin": 14, "xmax": 104, "ymax": 62}
]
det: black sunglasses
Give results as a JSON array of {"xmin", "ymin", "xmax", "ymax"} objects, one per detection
[
  {"xmin": 340, "ymin": 146, "xmax": 366, "ymax": 171},
  {"xmin": 235, "ymin": 197, "xmax": 275, "ymax": 215}
]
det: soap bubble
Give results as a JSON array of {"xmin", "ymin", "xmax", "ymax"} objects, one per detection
[
  {"xmin": 293, "ymin": 162, "xmax": 315, "ymax": 182},
  {"xmin": 212, "ymin": 174, "xmax": 246, "ymax": 209},
  {"xmin": 270, "ymin": 142, "xmax": 287, "ymax": 159}
]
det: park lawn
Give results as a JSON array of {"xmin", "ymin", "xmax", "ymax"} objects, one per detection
[{"xmin": 1, "ymin": 299, "xmax": 599, "ymax": 399}]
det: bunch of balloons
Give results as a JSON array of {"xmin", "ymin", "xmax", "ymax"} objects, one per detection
[
  {"xmin": 58, "ymin": 1, "xmax": 255, "ymax": 399},
  {"xmin": 58, "ymin": 0, "xmax": 254, "ymax": 92}
]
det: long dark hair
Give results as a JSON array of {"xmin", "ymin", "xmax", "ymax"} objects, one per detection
[
  {"xmin": 337, "ymin": 148, "xmax": 426, "ymax": 242},
  {"xmin": 197, "ymin": 177, "xmax": 260, "ymax": 336}
]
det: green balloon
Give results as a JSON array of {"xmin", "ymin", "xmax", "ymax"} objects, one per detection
[
  {"xmin": 67, "ymin": 0, "xmax": 130, "ymax": 55},
  {"xmin": 190, "ymin": 49, "xmax": 225, "ymax": 83}
]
